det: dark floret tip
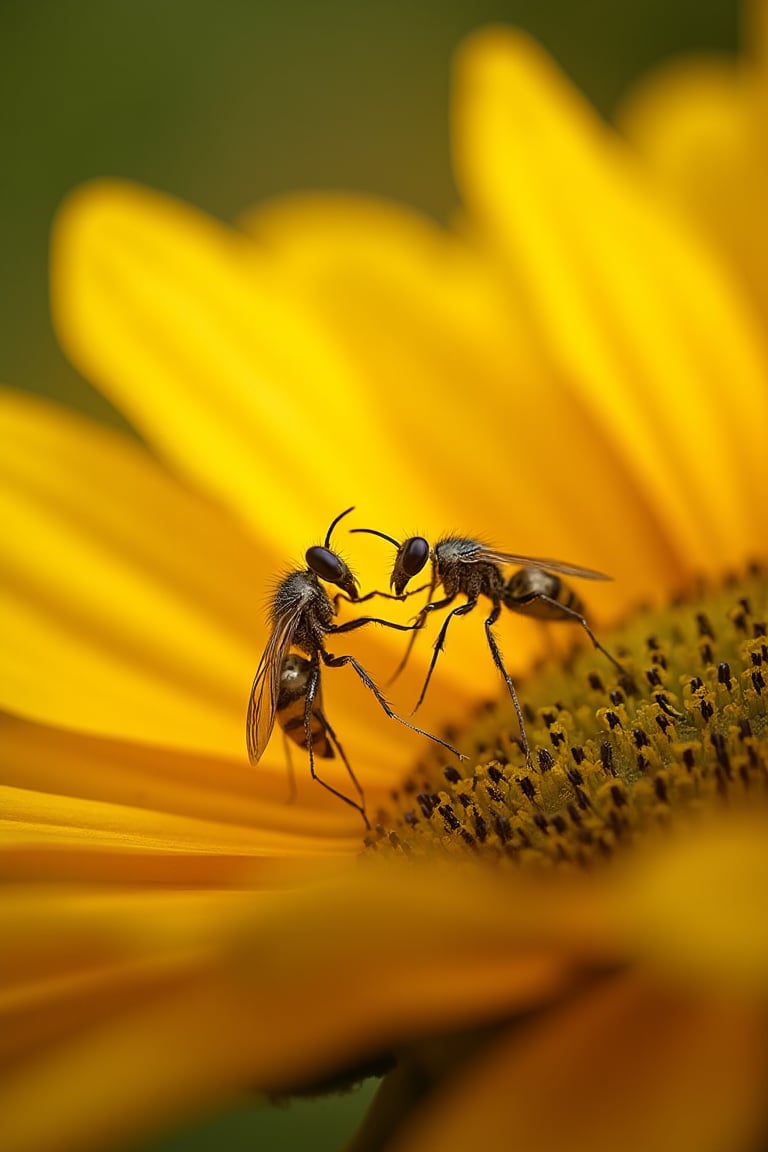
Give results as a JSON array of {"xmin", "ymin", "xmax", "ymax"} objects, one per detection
[{"xmin": 367, "ymin": 568, "xmax": 768, "ymax": 868}]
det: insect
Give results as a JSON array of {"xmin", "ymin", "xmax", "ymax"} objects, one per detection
[
  {"xmin": 246, "ymin": 508, "xmax": 463, "ymax": 827},
  {"xmin": 351, "ymin": 529, "xmax": 624, "ymax": 765}
]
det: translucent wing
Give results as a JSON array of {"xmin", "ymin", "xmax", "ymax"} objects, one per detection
[
  {"xmin": 467, "ymin": 545, "xmax": 610, "ymax": 581},
  {"xmin": 246, "ymin": 602, "xmax": 303, "ymax": 765}
]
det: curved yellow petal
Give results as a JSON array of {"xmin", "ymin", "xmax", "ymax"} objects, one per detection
[
  {"xmin": 1, "ymin": 784, "xmax": 358, "ymax": 879},
  {"xmin": 0, "ymin": 713, "xmax": 382, "ymax": 846},
  {"xmin": 618, "ymin": 56, "xmax": 768, "ymax": 326},
  {"xmin": 50, "ymin": 182, "xmax": 521, "ymax": 713},
  {"xmin": 391, "ymin": 973, "xmax": 767, "ymax": 1152},
  {"xmin": 454, "ymin": 30, "xmax": 768, "ymax": 573},
  {"xmin": 609, "ymin": 809, "xmax": 768, "ymax": 992},
  {"xmin": 51, "ymin": 181, "xmax": 434, "ymax": 551},
  {"xmin": 244, "ymin": 193, "xmax": 684, "ymax": 614},
  {"xmin": 0, "ymin": 389, "xmax": 261, "ymax": 756},
  {"xmin": 0, "ymin": 712, "xmax": 411, "ymax": 881},
  {"xmin": 1, "ymin": 862, "xmax": 600, "ymax": 1152},
  {"xmin": 0, "ymin": 887, "xmax": 269, "ymax": 1079},
  {"xmin": 0, "ymin": 390, "xmax": 432, "ymax": 777},
  {"xmin": 0, "ymin": 887, "xmax": 259, "ymax": 997}
]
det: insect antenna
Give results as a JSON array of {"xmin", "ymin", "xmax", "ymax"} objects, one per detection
[
  {"xmin": 325, "ymin": 506, "xmax": 355, "ymax": 547},
  {"xmin": 350, "ymin": 526, "xmax": 402, "ymax": 549}
]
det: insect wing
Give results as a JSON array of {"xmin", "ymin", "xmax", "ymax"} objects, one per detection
[
  {"xmin": 246, "ymin": 604, "xmax": 302, "ymax": 765},
  {"xmin": 468, "ymin": 546, "xmax": 610, "ymax": 581}
]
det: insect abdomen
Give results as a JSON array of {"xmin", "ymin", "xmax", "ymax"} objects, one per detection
[
  {"xmin": 280, "ymin": 708, "xmax": 334, "ymax": 758},
  {"xmin": 277, "ymin": 654, "xmax": 334, "ymax": 758},
  {"xmin": 504, "ymin": 568, "xmax": 585, "ymax": 620}
]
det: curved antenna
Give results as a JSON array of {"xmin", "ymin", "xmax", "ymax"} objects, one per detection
[
  {"xmin": 325, "ymin": 506, "xmax": 355, "ymax": 548},
  {"xmin": 350, "ymin": 527, "xmax": 402, "ymax": 549}
]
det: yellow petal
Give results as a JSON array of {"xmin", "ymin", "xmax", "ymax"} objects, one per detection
[
  {"xmin": 0, "ymin": 782, "xmax": 359, "ymax": 883},
  {"xmin": 618, "ymin": 56, "xmax": 768, "ymax": 325},
  {"xmin": 454, "ymin": 30, "xmax": 768, "ymax": 572},
  {"xmin": 51, "ymin": 182, "xmax": 515, "ymax": 717},
  {"xmin": 244, "ymin": 193, "xmax": 684, "ymax": 615},
  {"xmin": 0, "ymin": 711, "xmax": 401, "ymax": 890},
  {"xmin": 243, "ymin": 195, "xmax": 540, "ymax": 536},
  {"xmin": 0, "ymin": 389, "xmax": 258, "ymax": 756},
  {"xmin": 52, "ymin": 181, "xmax": 437, "ymax": 550},
  {"xmin": 0, "ymin": 862, "xmax": 604, "ymax": 1152},
  {"xmin": 391, "ymin": 973, "xmax": 767, "ymax": 1152},
  {"xmin": 0, "ymin": 887, "xmax": 257, "ymax": 1001},
  {"xmin": 0, "ymin": 390, "xmax": 428, "ymax": 777},
  {"xmin": 609, "ymin": 809, "xmax": 768, "ymax": 992},
  {"xmin": 0, "ymin": 886, "xmax": 268, "ymax": 1072},
  {"xmin": 242, "ymin": 181, "xmax": 678, "ymax": 745},
  {"xmin": 0, "ymin": 713, "xmax": 379, "ymax": 861}
]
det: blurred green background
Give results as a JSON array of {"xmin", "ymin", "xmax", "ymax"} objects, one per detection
[{"xmin": 0, "ymin": 0, "xmax": 738, "ymax": 1148}]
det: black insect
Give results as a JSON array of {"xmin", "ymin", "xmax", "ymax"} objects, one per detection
[
  {"xmin": 351, "ymin": 529, "xmax": 624, "ymax": 765},
  {"xmin": 246, "ymin": 509, "xmax": 462, "ymax": 827}
]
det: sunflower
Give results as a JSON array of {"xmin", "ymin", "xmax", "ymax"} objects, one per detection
[{"xmin": 2, "ymin": 23, "xmax": 768, "ymax": 1152}]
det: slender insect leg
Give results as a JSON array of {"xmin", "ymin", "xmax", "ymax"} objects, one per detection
[
  {"xmin": 332, "ymin": 583, "xmax": 432, "ymax": 611},
  {"xmin": 303, "ymin": 659, "xmax": 370, "ymax": 829},
  {"xmin": 387, "ymin": 617, "xmax": 423, "ymax": 686},
  {"xmin": 510, "ymin": 593, "xmax": 625, "ymax": 675},
  {"xmin": 330, "ymin": 615, "xmax": 420, "ymax": 636},
  {"xmin": 333, "ymin": 590, "xmax": 399, "ymax": 611},
  {"xmin": 390, "ymin": 593, "xmax": 458, "ymax": 687},
  {"xmin": 320, "ymin": 649, "xmax": 465, "ymax": 760},
  {"xmin": 484, "ymin": 602, "xmax": 532, "ymax": 767},
  {"xmin": 331, "ymin": 612, "xmax": 426, "ymax": 689},
  {"xmin": 280, "ymin": 732, "xmax": 298, "ymax": 804},
  {"xmin": 413, "ymin": 598, "xmax": 476, "ymax": 712},
  {"xmin": 314, "ymin": 705, "xmax": 367, "ymax": 813}
]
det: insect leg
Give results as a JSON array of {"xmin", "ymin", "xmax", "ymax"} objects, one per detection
[
  {"xmin": 313, "ymin": 705, "xmax": 368, "ymax": 815},
  {"xmin": 508, "ymin": 592, "xmax": 625, "ymax": 675},
  {"xmin": 330, "ymin": 615, "xmax": 420, "ymax": 636},
  {"xmin": 413, "ymin": 598, "xmax": 476, "ymax": 712},
  {"xmin": 484, "ymin": 602, "xmax": 532, "ymax": 767},
  {"xmin": 333, "ymin": 584, "xmax": 432, "ymax": 611},
  {"xmin": 303, "ymin": 659, "xmax": 370, "ymax": 829},
  {"xmin": 280, "ymin": 731, "xmax": 298, "ymax": 804},
  {"xmin": 388, "ymin": 593, "xmax": 459, "ymax": 687},
  {"xmin": 320, "ymin": 648, "xmax": 465, "ymax": 760}
]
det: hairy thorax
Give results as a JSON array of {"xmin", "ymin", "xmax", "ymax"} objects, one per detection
[
  {"xmin": 434, "ymin": 538, "xmax": 506, "ymax": 602},
  {"xmin": 271, "ymin": 571, "xmax": 335, "ymax": 654}
]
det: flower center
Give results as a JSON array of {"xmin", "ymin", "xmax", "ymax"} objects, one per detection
[{"xmin": 368, "ymin": 565, "xmax": 767, "ymax": 865}]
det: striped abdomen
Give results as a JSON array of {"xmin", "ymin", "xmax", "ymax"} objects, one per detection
[{"xmin": 503, "ymin": 568, "xmax": 585, "ymax": 621}]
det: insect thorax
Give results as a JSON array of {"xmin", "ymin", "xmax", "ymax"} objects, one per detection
[
  {"xmin": 272, "ymin": 570, "xmax": 334, "ymax": 654},
  {"xmin": 436, "ymin": 539, "xmax": 505, "ymax": 601}
]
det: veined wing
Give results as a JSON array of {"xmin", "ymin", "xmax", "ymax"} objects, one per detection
[
  {"xmin": 468, "ymin": 545, "xmax": 611, "ymax": 581},
  {"xmin": 246, "ymin": 603, "xmax": 303, "ymax": 765}
]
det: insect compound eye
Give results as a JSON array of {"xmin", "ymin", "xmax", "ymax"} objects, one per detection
[
  {"xmin": 401, "ymin": 536, "xmax": 430, "ymax": 577},
  {"xmin": 306, "ymin": 546, "xmax": 359, "ymax": 599},
  {"xmin": 306, "ymin": 545, "xmax": 345, "ymax": 582},
  {"xmin": 390, "ymin": 536, "xmax": 430, "ymax": 595}
]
